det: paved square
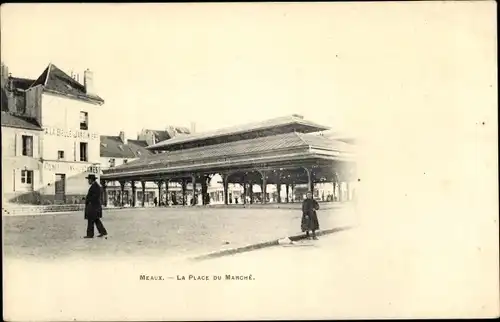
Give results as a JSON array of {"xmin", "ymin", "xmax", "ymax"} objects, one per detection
[{"xmin": 3, "ymin": 206, "xmax": 356, "ymax": 260}]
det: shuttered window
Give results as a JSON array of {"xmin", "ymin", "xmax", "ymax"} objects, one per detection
[
  {"xmin": 80, "ymin": 142, "xmax": 88, "ymax": 162},
  {"xmin": 74, "ymin": 142, "xmax": 78, "ymax": 161},
  {"xmin": 22, "ymin": 135, "xmax": 33, "ymax": 156}
]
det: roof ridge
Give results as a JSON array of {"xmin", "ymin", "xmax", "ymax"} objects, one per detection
[
  {"xmin": 294, "ymin": 131, "xmax": 310, "ymax": 147},
  {"xmin": 128, "ymin": 139, "xmax": 147, "ymax": 143},
  {"xmin": 44, "ymin": 63, "xmax": 52, "ymax": 86},
  {"xmin": 148, "ymin": 116, "xmax": 329, "ymax": 149},
  {"xmin": 146, "ymin": 132, "xmax": 301, "ymax": 155}
]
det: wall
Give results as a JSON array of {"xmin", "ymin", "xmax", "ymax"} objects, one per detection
[
  {"xmin": 37, "ymin": 92, "xmax": 102, "ymax": 203},
  {"xmin": 137, "ymin": 130, "xmax": 156, "ymax": 146},
  {"xmin": 41, "ymin": 93, "xmax": 101, "ymax": 164},
  {"xmin": 100, "ymin": 156, "xmax": 130, "ymax": 169},
  {"xmin": 24, "ymin": 85, "xmax": 43, "ymax": 124},
  {"xmin": 1, "ymin": 126, "xmax": 43, "ymax": 204}
]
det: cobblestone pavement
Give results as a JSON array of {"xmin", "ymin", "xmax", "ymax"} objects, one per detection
[{"xmin": 3, "ymin": 205, "xmax": 357, "ymax": 260}]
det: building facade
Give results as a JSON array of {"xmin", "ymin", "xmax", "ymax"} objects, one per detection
[
  {"xmin": 1, "ymin": 113, "xmax": 44, "ymax": 204},
  {"xmin": 1, "ymin": 62, "xmax": 105, "ymax": 205}
]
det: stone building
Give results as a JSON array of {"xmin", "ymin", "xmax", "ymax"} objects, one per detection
[
  {"xmin": 1, "ymin": 62, "xmax": 104, "ymax": 205},
  {"xmin": 137, "ymin": 126, "xmax": 191, "ymax": 149}
]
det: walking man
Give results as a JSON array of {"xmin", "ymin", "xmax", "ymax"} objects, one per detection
[
  {"xmin": 301, "ymin": 191, "xmax": 320, "ymax": 240},
  {"xmin": 84, "ymin": 174, "xmax": 108, "ymax": 238}
]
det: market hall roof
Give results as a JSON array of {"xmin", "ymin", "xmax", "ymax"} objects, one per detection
[
  {"xmin": 319, "ymin": 129, "xmax": 358, "ymax": 145},
  {"xmin": 102, "ymin": 131, "xmax": 355, "ymax": 180},
  {"xmin": 146, "ymin": 114, "xmax": 330, "ymax": 152}
]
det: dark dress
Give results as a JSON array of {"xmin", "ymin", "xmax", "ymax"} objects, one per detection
[{"xmin": 301, "ymin": 198, "xmax": 320, "ymax": 232}]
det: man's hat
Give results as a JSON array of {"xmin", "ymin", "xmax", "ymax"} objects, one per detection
[{"xmin": 85, "ymin": 174, "xmax": 97, "ymax": 180}]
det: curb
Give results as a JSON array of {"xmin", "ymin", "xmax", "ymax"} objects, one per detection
[
  {"xmin": 3, "ymin": 203, "xmax": 351, "ymax": 217},
  {"xmin": 191, "ymin": 225, "xmax": 354, "ymax": 261}
]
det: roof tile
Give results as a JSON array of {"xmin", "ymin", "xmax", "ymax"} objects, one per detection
[
  {"xmin": 100, "ymin": 136, "xmax": 153, "ymax": 159},
  {"xmin": 147, "ymin": 115, "xmax": 329, "ymax": 150},
  {"xmin": 103, "ymin": 131, "xmax": 355, "ymax": 177},
  {"xmin": 1, "ymin": 111, "xmax": 43, "ymax": 130},
  {"xmin": 10, "ymin": 77, "xmax": 37, "ymax": 90},
  {"xmin": 300, "ymin": 133, "xmax": 356, "ymax": 152},
  {"xmin": 108, "ymin": 132, "xmax": 310, "ymax": 172},
  {"xmin": 41, "ymin": 64, "xmax": 104, "ymax": 104}
]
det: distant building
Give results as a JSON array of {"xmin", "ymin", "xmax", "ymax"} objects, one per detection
[
  {"xmin": 137, "ymin": 126, "xmax": 191, "ymax": 150},
  {"xmin": 100, "ymin": 132, "xmax": 153, "ymax": 206},
  {"xmin": 100, "ymin": 129, "xmax": 190, "ymax": 207},
  {"xmin": 1, "ymin": 62, "xmax": 104, "ymax": 205}
]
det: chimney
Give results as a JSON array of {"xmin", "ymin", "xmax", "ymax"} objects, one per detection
[
  {"xmin": 1, "ymin": 62, "xmax": 9, "ymax": 87},
  {"xmin": 119, "ymin": 131, "xmax": 127, "ymax": 145},
  {"xmin": 190, "ymin": 122, "xmax": 196, "ymax": 134},
  {"xmin": 84, "ymin": 68, "xmax": 95, "ymax": 96}
]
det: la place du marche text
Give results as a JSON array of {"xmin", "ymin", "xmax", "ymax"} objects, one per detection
[{"xmin": 139, "ymin": 274, "xmax": 255, "ymax": 281}]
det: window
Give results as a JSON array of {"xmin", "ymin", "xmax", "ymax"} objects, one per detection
[
  {"xmin": 22, "ymin": 135, "xmax": 33, "ymax": 157},
  {"xmin": 80, "ymin": 111, "xmax": 88, "ymax": 130},
  {"xmin": 21, "ymin": 170, "xmax": 33, "ymax": 184},
  {"xmin": 58, "ymin": 150, "xmax": 65, "ymax": 160},
  {"xmin": 109, "ymin": 158, "xmax": 116, "ymax": 167},
  {"xmin": 123, "ymin": 159, "xmax": 128, "ymax": 164},
  {"xmin": 79, "ymin": 142, "xmax": 88, "ymax": 162}
]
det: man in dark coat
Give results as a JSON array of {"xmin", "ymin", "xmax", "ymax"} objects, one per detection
[
  {"xmin": 301, "ymin": 191, "xmax": 320, "ymax": 240},
  {"xmin": 84, "ymin": 174, "xmax": 108, "ymax": 238}
]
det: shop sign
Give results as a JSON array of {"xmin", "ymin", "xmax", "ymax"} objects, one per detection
[
  {"xmin": 44, "ymin": 161, "xmax": 100, "ymax": 174},
  {"xmin": 43, "ymin": 127, "xmax": 99, "ymax": 140}
]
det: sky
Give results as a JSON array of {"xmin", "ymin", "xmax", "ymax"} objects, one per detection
[
  {"xmin": 1, "ymin": 2, "xmax": 493, "ymax": 139},
  {"xmin": 1, "ymin": 2, "xmax": 497, "ymax": 206}
]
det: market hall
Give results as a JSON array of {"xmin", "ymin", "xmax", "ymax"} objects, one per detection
[{"xmin": 100, "ymin": 115, "xmax": 357, "ymax": 207}]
